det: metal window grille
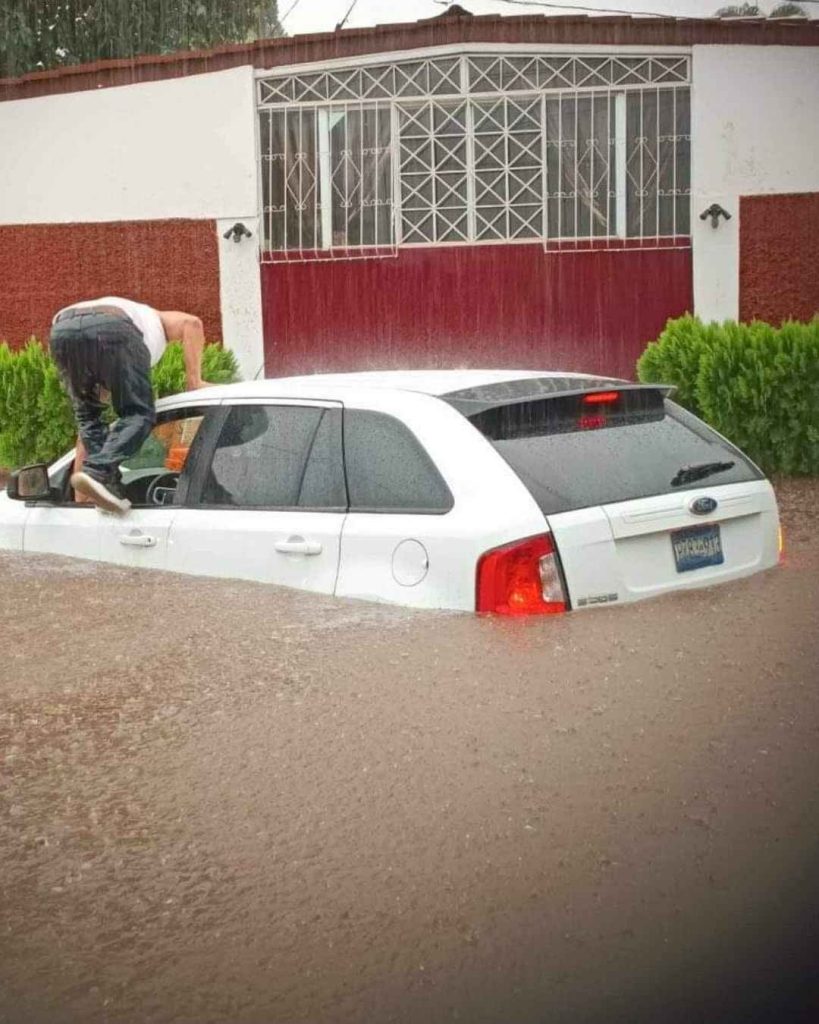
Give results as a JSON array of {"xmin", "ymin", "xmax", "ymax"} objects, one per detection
[
  {"xmin": 473, "ymin": 96, "xmax": 544, "ymax": 241},
  {"xmin": 398, "ymin": 101, "xmax": 469, "ymax": 244},
  {"xmin": 260, "ymin": 103, "xmax": 395, "ymax": 261},
  {"xmin": 257, "ymin": 52, "xmax": 691, "ymax": 261}
]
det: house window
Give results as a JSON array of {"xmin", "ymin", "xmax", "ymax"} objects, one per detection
[
  {"xmin": 626, "ymin": 88, "xmax": 691, "ymax": 237},
  {"xmin": 258, "ymin": 51, "xmax": 691, "ymax": 257},
  {"xmin": 260, "ymin": 105, "xmax": 393, "ymax": 252},
  {"xmin": 473, "ymin": 96, "xmax": 544, "ymax": 242},
  {"xmin": 544, "ymin": 93, "xmax": 616, "ymax": 240},
  {"xmin": 398, "ymin": 101, "xmax": 469, "ymax": 244}
]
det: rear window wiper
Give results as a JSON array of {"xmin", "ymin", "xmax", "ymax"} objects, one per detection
[{"xmin": 670, "ymin": 460, "xmax": 735, "ymax": 487}]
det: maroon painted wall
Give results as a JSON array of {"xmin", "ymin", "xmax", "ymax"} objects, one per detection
[
  {"xmin": 262, "ymin": 244, "xmax": 693, "ymax": 381},
  {"xmin": 0, "ymin": 219, "xmax": 222, "ymax": 348},
  {"xmin": 740, "ymin": 192, "xmax": 819, "ymax": 325}
]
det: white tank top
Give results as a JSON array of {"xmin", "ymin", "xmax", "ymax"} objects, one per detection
[{"xmin": 54, "ymin": 296, "xmax": 167, "ymax": 366}]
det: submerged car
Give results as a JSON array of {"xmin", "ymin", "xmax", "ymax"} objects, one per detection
[{"xmin": 0, "ymin": 370, "xmax": 780, "ymax": 615}]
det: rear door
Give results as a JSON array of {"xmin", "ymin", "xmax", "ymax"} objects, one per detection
[
  {"xmin": 334, "ymin": 408, "xmax": 457, "ymax": 608},
  {"xmin": 167, "ymin": 400, "xmax": 346, "ymax": 592},
  {"xmin": 469, "ymin": 389, "xmax": 779, "ymax": 609}
]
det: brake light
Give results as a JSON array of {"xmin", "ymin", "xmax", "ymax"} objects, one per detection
[
  {"xmin": 476, "ymin": 534, "xmax": 567, "ymax": 616},
  {"xmin": 582, "ymin": 391, "xmax": 620, "ymax": 404},
  {"xmin": 579, "ymin": 414, "xmax": 606, "ymax": 430}
]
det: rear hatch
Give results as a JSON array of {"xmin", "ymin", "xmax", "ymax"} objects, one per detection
[{"xmin": 448, "ymin": 382, "xmax": 779, "ymax": 610}]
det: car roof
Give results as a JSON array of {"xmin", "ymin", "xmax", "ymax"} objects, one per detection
[{"xmin": 170, "ymin": 369, "xmax": 618, "ymax": 404}]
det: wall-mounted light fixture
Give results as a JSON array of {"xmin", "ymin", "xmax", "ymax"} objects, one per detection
[
  {"xmin": 223, "ymin": 222, "xmax": 253, "ymax": 243},
  {"xmin": 700, "ymin": 204, "xmax": 732, "ymax": 229}
]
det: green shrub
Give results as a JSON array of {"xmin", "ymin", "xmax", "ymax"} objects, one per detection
[
  {"xmin": 635, "ymin": 314, "xmax": 720, "ymax": 417},
  {"xmin": 637, "ymin": 316, "xmax": 819, "ymax": 475},
  {"xmin": 0, "ymin": 339, "xmax": 240, "ymax": 470},
  {"xmin": 0, "ymin": 340, "xmax": 76, "ymax": 469},
  {"xmin": 152, "ymin": 341, "xmax": 240, "ymax": 398},
  {"xmin": 696, "ymin": 319, "xmax": 819, "ymax": 476}
]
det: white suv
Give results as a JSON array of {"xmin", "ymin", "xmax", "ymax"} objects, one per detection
[{"xmin": 0, "ymin": 370, "xmax": 780, "ymax": 615}]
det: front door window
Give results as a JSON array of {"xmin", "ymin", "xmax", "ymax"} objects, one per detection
[{"xmin": 119, "ymin": 409, "xmax": 209, "ymax": 507}]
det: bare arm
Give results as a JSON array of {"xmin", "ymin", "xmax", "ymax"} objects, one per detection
[
  {"xmin": 157, "ymin": 311, "xmax": 208, "ymax": 390},
  {"xmin": 73, "ymin": 438, "xmax": 91, "ymax": 501},
  {"xmin": 179, "ymin": 316, "xmax": 206, "ymax": 390}
]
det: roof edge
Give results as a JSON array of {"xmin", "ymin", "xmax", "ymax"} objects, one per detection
[{"xmin": 2, "ymin": 12, "xmax": 817, "ymax": 102}]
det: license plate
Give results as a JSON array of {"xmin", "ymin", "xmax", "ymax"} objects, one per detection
[{"xmin": 671, "ymin": 523, "xmax": 724, "ymax": 573}]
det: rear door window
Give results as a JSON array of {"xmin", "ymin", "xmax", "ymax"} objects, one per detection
[
  {"xmin": 343, "ymin": 410, "xmax": 453, "ymax": 513},
  {"xmin": 462, "ymin": 391, "xmax": 761, "ymax": 515},
  {"xmin": 198, "ymin": 405, "xmax": 345, "ymax": 509}
]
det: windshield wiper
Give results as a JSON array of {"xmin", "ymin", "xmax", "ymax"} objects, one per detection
[{"xmin": 670, "ymin": 461, "xmax": 735, "ymax": 487}]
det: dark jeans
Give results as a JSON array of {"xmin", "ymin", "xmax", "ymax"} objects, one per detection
[{"xmin": 50, "ymin": 313, "xmax": 156, "ymax": 483}]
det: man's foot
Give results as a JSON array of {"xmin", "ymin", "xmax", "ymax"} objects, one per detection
[{"xmin": 70, "ymin": 472, "xmax": 131, "ymax": 515}]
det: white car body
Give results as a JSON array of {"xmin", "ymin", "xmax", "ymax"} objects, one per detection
[{"xmin": 0, "ymin": 370, "xmax": 780, "ymax": 614}]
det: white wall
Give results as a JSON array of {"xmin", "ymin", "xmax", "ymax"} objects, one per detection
[
  {"xmin": 217, "ymin": 215, "xmax": 264, "ymax": 381},
  {"xmin": 691, "ymin": 46, "xmax": 819, "ymax": 322},
  {"xmin": 0, "ymin": 67, "xmax": 264, "ymax": 377},
  {"xmin": 0, "ymin": 66, "xmax": 258, "ymax": 223}
]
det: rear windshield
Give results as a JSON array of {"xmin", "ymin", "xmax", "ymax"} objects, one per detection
[{"xmin": 461, "ymin": 390, "xmax": 762, "ymax": 515}]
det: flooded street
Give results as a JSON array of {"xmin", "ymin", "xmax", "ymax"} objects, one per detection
[{"xmin": 1, "ymin": 480, "xmax": 817, "ymax": 1024}]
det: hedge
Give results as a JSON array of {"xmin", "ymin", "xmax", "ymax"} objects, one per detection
[
  {"xmin": 0, "ymin": 339, "xmax": 239, "ymax": 470},
  {"xmin": 637, "ymin": 315, "xmax": 819, "ymax": 475}
]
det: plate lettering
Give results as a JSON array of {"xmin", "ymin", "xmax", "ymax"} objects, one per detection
[{"xmin": 672, "ymin": 524, "xmax": 724, "ymax": 573}]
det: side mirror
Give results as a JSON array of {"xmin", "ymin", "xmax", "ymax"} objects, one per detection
[{"xmin": 6, "ymin": 464, "xmax": 58, "ymax": 503}]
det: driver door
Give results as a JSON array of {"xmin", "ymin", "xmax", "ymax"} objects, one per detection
[{"xmin": 97, "ymin": 402, "xmax": 220, "ymax": 569}]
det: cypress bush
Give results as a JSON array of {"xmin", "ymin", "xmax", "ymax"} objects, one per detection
[
  {"xmin": 635, "ymin": 314, "xmax": 719, "ymax": 418},
  {"xmin": 0, "ymin": 339, "xmax": 240, "ymax": 470},
  {"xmin": 637, "ymin": 317, "xmax": 819, "ymax": 475},
  {"xmin": 0, "ymin": 340, "xmax": 76, "ymax": 469},
  {"xmin": 152, "ymin": 341, "xmax": 240, "ymax": 398}
]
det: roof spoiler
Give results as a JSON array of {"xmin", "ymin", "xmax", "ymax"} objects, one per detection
[{"xmin": 445, "ymin": 381, "xmax": 677, "ymax": 418}]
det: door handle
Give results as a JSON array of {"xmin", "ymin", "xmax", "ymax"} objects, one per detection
[
  {"xmin": 119, "ymin": 532, "xmax": 157, "ymax": 548},
  {"xmin": 274, "ymin": 537, "xmax": 322, "ymax": 556}
]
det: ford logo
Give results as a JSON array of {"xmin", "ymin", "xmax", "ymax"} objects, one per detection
[{"xmin": 690, "ymin": 496, "xmax": 718, "ymax": 516}]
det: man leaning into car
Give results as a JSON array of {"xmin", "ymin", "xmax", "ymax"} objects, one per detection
[{"xmin": 49, "ymin": 296, "xmax": 209, "ymax": 515}]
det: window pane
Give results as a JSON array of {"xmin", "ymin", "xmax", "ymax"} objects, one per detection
[
  {"xmin": 545, "ymin": 94, "xmax": 615, "ymax": 239},
  {"xmin": 470, "ymin": 398, "xmax": 760, "ymax": 516},
  {"xmin": 344, "ymin": 411, "xmax": 453, "ymax": 513},
  {"xmin": 261, "ymin": 109, "xmax": 319, "ymax": 251},
  {"xmin": 673, "ymin": 88, "xmax": 691, "ymax": 235},
  {"xmin": 329, "ymin": 106, "xmax": 393, "ymax": 247},
  {"xmin": 626, "ymin": 88, "xmax": 690, "ymax": 238},
  {"xmin": 298, "ymin": 408, "xmax": 346, "ymax": 508},
  {"xmin": 119, "ymin": 409, "xmax": 207, "ymax": 506},
  {"xmin": 121, "ymin": 413, "xmax": 204, "ymax": 474},
  {"xmin": 201, "ymin": 406, "xmax": 344, "ymax": 508}
]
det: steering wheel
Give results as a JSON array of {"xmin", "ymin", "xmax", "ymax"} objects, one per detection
[{"xmin": 145, "ymin": 471, "xmax": 180, "ymax": 507}]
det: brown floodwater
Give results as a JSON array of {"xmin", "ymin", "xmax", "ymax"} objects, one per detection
[{"xmin": 1, "ymin": 479, "xmax": 817, "ymax": 1024}]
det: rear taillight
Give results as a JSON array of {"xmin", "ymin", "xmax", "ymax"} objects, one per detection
[{"xmin": 476, "ymin": 534, "xmax": 567, "ymax": 616}]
